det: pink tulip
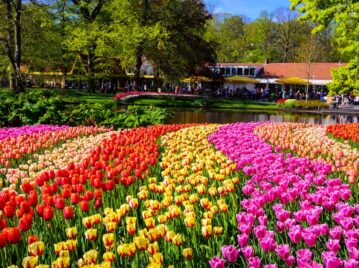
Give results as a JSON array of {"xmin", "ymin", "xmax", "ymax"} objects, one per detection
[
  {"xmin": 221, "ymin": 245, "xmax": 239, "ymax": 263},
  {"xmin": 242, "ymin": 246, "xmax": 254, "ymax": 259},
  {"xmin": 343, "ymin": 259, "xmax": 359, "ymax": 268},
  {"xmin": 209, "ymin": 256, "xmax": 225, "ymax": 268},
  {"xmin": 237, "ymin": 234, "xmax": 249, "ymax": 248},
  {"xmin": 275, "ymin": 244, "xmax": 290, "ymax": 260}
]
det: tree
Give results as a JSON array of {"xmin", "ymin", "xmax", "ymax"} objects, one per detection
[
  {"xmin": 65, "ymin": 0, "xmax": 107, "ymax": 92},
  {"xmin": 121, "ymin": 0, "xmax": 216, "ymax": 85},
  {"xmin": 290, "ymin": 0, "xmax": 359, "ymax": 93},
  {"xmin": 0, "ymin": 0, "xmax": 25, "ymax": 92},
  {"xmin": 271, "ymin": 7, "xmax": 307, "ymax": 63}
]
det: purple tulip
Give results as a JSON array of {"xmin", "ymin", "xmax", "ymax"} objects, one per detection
[
  {"xmin": 296, "ymin": 248, "xmax": 313, "ymax": 266},
  {"xmin": 285, "ymin": 256, "xmax": 295, "ymax": 266},
  {"xmin": 221, "ymin": 245, "xmax": 239, "ymax": 263},
  {"xmin": 345, "ymin": 238, "xmax": 358, "ymax": 251},
  {"xmin": 329, "ymin": 226, "xmax": 342, "ymax": 240},
  {"xmin": 209, "ymin": 256, "xmax": 225, "ymax": 268},
  {"xmin": 254, "ymin": 225, "xmax": 267, "ymax": 239},
  {"xmin": 259, "ymin": 234, "xmax": 276, "ymax": 252},
  {"xmin": 264, "ymin": 265, "xmax": 277, "ymax": 268},
  {"xmin": 348, "ymin": 247, "xmax": 359, "ymax": 260},
  {"xmin": 288, "ymin": 226, "xmax": 302, "ymax": 243},
  {"xmin": 275, "ymin": 244, "xmax": 290, "ymax": 260},
  {"xmin": 238, "ymin": 223, "xmax": 252, "ymax": 235},
  {"xmin": 326, "ymin": 239, "xmax": 340, "ymax": 253},
  {"xmin": 302, "ymin": 231, "xmax": 317, "ymax": 247},
  {"xmin": 248, "ymin": 256, "xmax": 261, "ymax": 268},
  {"xmin": 237, "ymin": 234, "xmax": 249, "ymax": 247},
  {"xmin": 306, "ymin": 213, "xmax": 319, "ymax": 226},
  {"xmin": 343, "ymin": 259, "xmax": 359, "ymax": 268},
  {"xmin": 242, "ymin": 246, "xmax": 254, "ymax": 259},
  {"xmin": 258, "ymin": 215, "xmax": 268, "ymax": 226},
  {"xmin": 322, "ymin": 251, "xmax": 342, "ymax": 268},
  {"xmin": 340, "ymin": 218, "xmax": 354, "ymax": 230}
]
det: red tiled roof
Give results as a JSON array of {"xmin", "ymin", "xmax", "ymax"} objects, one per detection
[{"xmin": 260, "ymin": 63, "xmax": 346, "ymax": 80}]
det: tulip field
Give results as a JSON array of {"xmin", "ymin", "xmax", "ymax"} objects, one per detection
[{"xmin": 0, "ymin": 123, "xmax": 359, "ymax": 268}]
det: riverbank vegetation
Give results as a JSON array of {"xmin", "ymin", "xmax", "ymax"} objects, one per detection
[{"xmin": 0, "ymin": 89, "xmax": 172, "ymax": 128}]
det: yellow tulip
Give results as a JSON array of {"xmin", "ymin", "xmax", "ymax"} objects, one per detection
[
  {"xmin": 183, "ymin": 248, "xmax": 193, "ymax": 259},
  {"xmin": 102, "ymin": 252, "xmax": 115, "ymax": 263},
  {"xmin": 83, "ymin": 249, "xmax": 98, "ymax": 265},
  {"xmin": 28, "ymin": 241, "xmax": 45, "ymax": 257},
  {"xmin": 65, "ymin": 227, "xmax": 77, "ymax": 239},
  {"xmin": 147, "ymin": 242, "xmax": 159, "ymax": 255},
  {"xmin": 134, "ymin": 236, "xmax": 149, "ymax": 251},
  {"xmin": 22, "ymin": 256, "xmax": 38, "ymax": 268},
  {"xmin": 85, "ymin": 229, "xmax": 97, "ymax": 241}
]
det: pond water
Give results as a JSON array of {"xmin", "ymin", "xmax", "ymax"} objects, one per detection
[{"xmin": 167, "ymin": 108, "xmax": 359, "ymax": 125}]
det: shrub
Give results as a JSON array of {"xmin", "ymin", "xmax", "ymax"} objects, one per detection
[{"xmin": 283, "ymin": 99, "xmax": 328, "ymax": 109}]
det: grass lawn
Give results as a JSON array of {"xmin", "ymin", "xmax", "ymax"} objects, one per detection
[
  {"xmin": 55, "ymin": 89, "xmax": 114, "ymax": 104},
  {"xmin": 0, "ymin": 87, "xmax": 115, "ymax": 104},
  {"xmin": 123, "ymin": 95, "xmax": 279, "ymax": 110}
]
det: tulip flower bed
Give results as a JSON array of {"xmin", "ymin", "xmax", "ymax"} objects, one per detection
[
  {"xmin": 0, "ymin": 122, "xmax": 359, "ymax": 268},
  {"xmin": 209, "ymin": 123, "xmax": 359, "ymax": 268},
  {"xmin": 326, "ymin": 124, "xmax": 359, "ymax": 148}
]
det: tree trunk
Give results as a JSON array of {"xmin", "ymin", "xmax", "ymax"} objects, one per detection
[
  {"xmin": 134, "ymin": 43, "xmax": 144, "ymax": 90},
  {"xmin": 1, "ymin": 0, "xmax": 25, "ymax": 93},
  {"xmin": 87, "ymin": 44, "xmax": 96, "ymax": 92}
]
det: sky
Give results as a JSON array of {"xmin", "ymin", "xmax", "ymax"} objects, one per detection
[{"xmin": 205, "ymin": 0, "xmax": 291, "ymax": 20}]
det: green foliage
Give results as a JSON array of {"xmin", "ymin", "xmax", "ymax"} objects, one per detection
[
  {"xmin": 0, "ymin": 89, "xmax": 68, "ymax": 126},
  {"xmin": 69, "ymin": 103, "xmax": 173, "ymax": 129},
  {"xmin": 282, "ymin": 99, "xmax": 328, "ymax": 109},
  {"xmin": 291, "ymin": 0, "xmax": 359, "ymax": 94},
  {"xmin": 0, "ymin": 89, "xmax": 172, "ymax": 128},
  {"xmin": 328, "ymin": 58, "xmax": 359, "ymax": 95}
]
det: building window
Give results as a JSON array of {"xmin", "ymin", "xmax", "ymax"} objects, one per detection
[
  {"xmin": 225, "ymin": 68, "xmax": 231, "ymax": 76},
  {"xmin": 232, "ymin": 68, "xmax": 237, "ymax": 76},
  {"xmin": 220, "ymin": 68, "xmax": 225, "ymax": 75},
  {"xmin": 244, "ymin": 68, "xmax": 249, "ymax": 76},
  {"xmin": 250, "ymin": 68, "xmax": 255, "ymax": 76},
  {"xmin": 238, "ymin": 68, "xmax": 243, "ymax": 76}
]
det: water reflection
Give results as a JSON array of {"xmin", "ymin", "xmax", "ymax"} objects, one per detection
[{"xmin": 167, "ymin": 108, "xmax": 359, "ymax": 125}]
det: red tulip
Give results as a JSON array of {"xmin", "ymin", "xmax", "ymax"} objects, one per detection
[
  {"xmin": 0, "ymin": 232, "xmax": 6, "ymax": 248},
  {"xmin": 3, "ymin": 205, "xmax": 15, "ymax": 218},
  {"xmin": 55, "ymin": 197, "xmax": 65, "ymax": 210},
  {"xmin": 63, "ymin": 206, "xmax": 74, "ymax": 220},
  {"xmin": 84, "ymin": 190, "xmax": 94, "ymax": 201},
  {"xmin": 21, "ymin": 182, "xmax": 34, "ymax": 193},
  {"xmin": 94, "ymin": 198, "xmax": 102, "ymax": 209},
  {"xmin": 62, "ymin": 187, "xmax": 72, "ymax": 199},
  {"xmin": 34, "ymin": 203, "xmax": 45, "ymax": 217},
  {"xmin": 20, "ymin": 201, "xmax": 31, "ymax": 213},
  {"xmin": 80, "ymin": 201, "xmax": 90, "ymax": 212},
  {"xmin": 94, "ymin": 189, "xmax": 102, "ymax": 199},
  {"xmin": 19, "ymin": 214, "xmax": 32, "ymax": 232},
  {"xmin": 0, "ymin": 217, "xmax": 6, "ymax": 229},
  {"xmin": 103, "ymin": 180, "xmax": 115, "ymax": 191},
  {"xmin": 43, "ymin": 206, "xmax": 54, "ymax": 221},
  {"xmin": 71, "ymin": 193, "xmax": 80, "ymax": 205},
  {"xmin": 27, "ymin": 234, "xmax": 39, "ymax": 245},
  {"xmin": 27, "ymin": 191, "xmax": 38, "ymax": 206},
  {"xmin": 3, "ymin": 227, "xmax": 21, "ymax": 244},
  {"xmin": 15, "ymin": 195, "xmax": 26, "ymax": 206},
  {"xmin": 93, "ymin": 178, "xmax": 102, "ymax": 189}
]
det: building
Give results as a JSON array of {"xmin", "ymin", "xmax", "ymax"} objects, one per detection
[{"xmin": 212, "ymin": 62, "xmax": 346, "ymax": 94}]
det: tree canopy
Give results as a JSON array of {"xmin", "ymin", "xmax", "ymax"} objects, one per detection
[{"xmin": 290, "ymin": 0, "xmax": 358, "ymax": 94}]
